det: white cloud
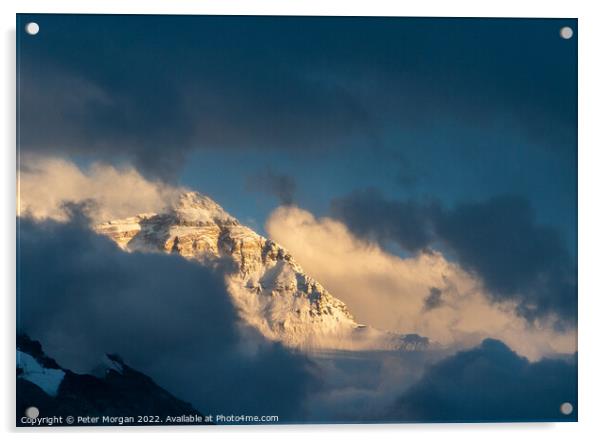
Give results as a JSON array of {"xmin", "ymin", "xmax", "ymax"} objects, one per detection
[
  {"xmin": 18, "ymin": 156, "xmax": 187, "ymax": 222},
  {"xmin": 266, "ymin": 206, "xmax": 576, "ymax": 360}
]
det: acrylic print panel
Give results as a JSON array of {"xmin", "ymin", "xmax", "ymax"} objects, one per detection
[{"xmin": 16, "ymin": 14, "xmax": 577, "ymax": 426}]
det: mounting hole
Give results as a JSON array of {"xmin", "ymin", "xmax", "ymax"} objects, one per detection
[
  {"xmin": 560, "ymin": 402, "xmax": 574, "ymax": 415},
  {"xmin": 25, "ymin": 22, "xmax": 39, "ymax": 36},
  {"xmin": 559, "ymin": 26, "xmax": 573, "ymax": 40},
  {"xmin": 25, "ymin": 406, "xmax": 39, "ymax": 418}
]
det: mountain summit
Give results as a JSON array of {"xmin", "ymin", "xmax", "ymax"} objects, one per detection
[{"xmin": 96, "ymin": 191, "xmax": 428, "ymax": 351}]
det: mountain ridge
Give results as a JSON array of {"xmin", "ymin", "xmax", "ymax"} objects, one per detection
[
  {"xmin": 95, "ymin": 191, "xmax": 429, "ymax": 352},
  {"xmin": 17, "ymin": 334, "xmax": 207, "ymax": 426}
]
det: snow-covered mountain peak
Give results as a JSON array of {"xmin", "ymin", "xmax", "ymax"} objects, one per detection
[
  {"xmin": 171, "ymin": 191, "xmax": 238, "ymax": 226},
  {"xmin": 95, "ymin": 192, "xmax": 429, "ymax": 352}
]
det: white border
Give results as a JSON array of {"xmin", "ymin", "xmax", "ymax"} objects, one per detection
[{"xmin": 2, "ymin": 1, "xmax": 601, "ymax": 440}]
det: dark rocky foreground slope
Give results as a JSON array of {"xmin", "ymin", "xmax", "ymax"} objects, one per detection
[{"xmin": 17, "ymin": 335, "xmax": 209, "ymax": 426}]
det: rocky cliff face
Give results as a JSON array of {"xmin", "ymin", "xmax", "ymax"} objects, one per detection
[{"xmin": 95, "ymin": 192, "xmax": 428, "ymax": 352}]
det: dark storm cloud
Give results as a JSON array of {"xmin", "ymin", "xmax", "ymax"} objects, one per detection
[
  {"xmin": 434, "ymin": 196, "xmax": 577, "ymax": 324},
  {"xmin": 331, "ymin": 190, "xmax": 576, "ymax": 324},
  {"xmin": 17, "ymin": 15, "xmax": 576, "ymax": 178},
  {"xmin": 331, "ymin": 188, "xmax": 437, "ymax": 252},
  {"xmin": 17, "ymin": 15, "xmax": 375, "ymax": 178},
  {"xmin": 17, "ymin": 213, "xmax": 317, "ymax": 420},
  {"xmin": 390, "ymin": 339, "xmax": 577, "ymax": 422},
  {"xmin": 246, "ymin": 169, "xmax": 297, "ymax": 205},
  {"xmin": 423, "ymin": 287, "xmax": 443, "ymax": 311}
]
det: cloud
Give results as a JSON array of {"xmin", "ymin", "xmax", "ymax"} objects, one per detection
[
  {"xmin": 246, "ymin": 169, "xmax": 297, "ymax": 205},
  {"xmin": 434, "ymin": 195, "xmax": 577, "ymax": 324},
  {"xmin": 331, "ymin": 188, "xmax": 436, "ymax": 252},
  {"xmin": 390, "ymin": 339, "xmax": 577, "ymax": 422},
  {"xmin": 331, "ymin": 189, "xmax": 577, "ymax": 325},
  {"xmin": 18, "ymin": 17, "xmax": 377, "ymax": 179},
  {"xmin": 17, "ymin": 213, "xmax": 317, "ymax": 420},
  {"xmin": 303, "ymin": 349, "xmax": 450, "ymax": 422},
  {"xmin": 266, "ymin": 206, "xmax": 576, "ymax": 360},
  {"xmin": 423, "ymin": 287, "xmax": 443, "ymax": 311},
  {"xmin": 18, "ymin": 156, "xmax": 187, "ymax": 222},
  {"xmin": 18, "ymin": 15, "xmax": 576, "ymax": 178},
  {"xmin": 18, "ymin": 64, "xmax": 198, "ymax": 179}
]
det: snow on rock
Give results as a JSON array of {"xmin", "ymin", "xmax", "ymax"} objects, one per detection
[
  {"xmin": 95, "ymin": 191, "xmax": 429, "ymax": 352},
  {"xmin": 102, "ymin": 354, "xmax": 125, "ymax": 375},
  {"xmin": 17, "ymin": 350, "xmax": 65, "ymax": 396}
]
